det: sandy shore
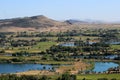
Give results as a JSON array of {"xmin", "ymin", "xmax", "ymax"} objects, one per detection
[{"xmin": 16, "ymin": 70, "xmax": 55, "ymax": 76}]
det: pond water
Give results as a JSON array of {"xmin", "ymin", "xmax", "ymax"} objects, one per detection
[
  {"xmin": 60, "ymin": 42, "xmax": 98, "ymax": 47},
  {"xmin": 60, "ymin": 42, "xmax": 75, "ymax": 47},
  {"xmin": 0, "ymin": 64, "xmax": 53, "ymax": 74},
  {"xmin": 106, "ymin": 42, "xmax": 120, "ymax": 45},
  {"xmin": 72, "ymin": 55, "xmax": 118, "ymax": 59},
  {"xmin": 91, "ymin": 62, "xmax": 119, "ymax": 73},
  {"xmin": 105, "ymin": 55, "xmax": 118, "ymax": 59},
  {"xmin": 61, "ymin": 41, "xmax": 120, "ymax": 47}
]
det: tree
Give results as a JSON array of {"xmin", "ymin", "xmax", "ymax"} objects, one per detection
[
  {"xmin": 40, "ymin": 75, "xmax": 48, "ymax": 80},
  {"xmin": 61, "ymin": 72, "xmax": 71, "ymax": 80}
]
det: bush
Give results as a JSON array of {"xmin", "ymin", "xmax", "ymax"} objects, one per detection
[
  {"xmin": 0, "ymin": 50, "xmax": 5, "ymax": 53},
  {"xmin": 11, "ymin": 58, "xmax": 24, "ymax": 62},
  {"xmin": 56, "ymin": 73, "xmax": 76, "ymax": 80}
]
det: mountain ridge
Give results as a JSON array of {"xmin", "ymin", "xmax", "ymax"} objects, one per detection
[
  {"xmin": 0, "ymin": 15, "xmax": 70, "ymax": 32},
  {"xmin": 0, "ymin": 15, "xmax": 120, "ymax": 32},
  {"xmin": 0, "ymin": 15, "xmax": 68, "ymax": 28}
]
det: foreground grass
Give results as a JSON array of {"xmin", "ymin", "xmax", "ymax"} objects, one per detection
[{"xmin": 77, "ymin": 74, "xmax": 120, "ymax": 80}]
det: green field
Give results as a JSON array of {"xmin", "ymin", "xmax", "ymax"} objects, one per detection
[
  {"xmin": 72, "ymin": 36, "xmax": 99, "ymax": 40},
  {"xmin": 0, "ymin": 41, "xmax": 57, "ymax": 53},
  {"xmin": 111, "ymin": 45, "xmax": 120, "ymax": 50},
  {"xmin": 33, "ymin": 41, "xmax": 57, "ymax": 51},
  {"xmin": 77, "ymin": 74, "xmax": 120, "ymax": 80}
]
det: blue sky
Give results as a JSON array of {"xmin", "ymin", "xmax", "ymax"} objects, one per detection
[{"xmin": 0, "ymin": 0, "xmax": 120, "ymax": 21}]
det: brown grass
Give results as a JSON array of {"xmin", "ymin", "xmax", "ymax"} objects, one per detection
[
  {"xmin": 55, "ymin": 61, "xmax": 90, "ymax": 74},
  {"xmin": 16, "ymin": 70, "xmax": 55, "ymax": 76}
]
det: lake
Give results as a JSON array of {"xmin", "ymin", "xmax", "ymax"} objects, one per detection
[
  {"xmin": 60, "ymin": 42, "xmax": 97, "ymax": 47},
  {"xmin": 91, "ymin": 62, "xmax": 119, "ymax": 73},
  {"xmin": 0, "ymin": 62, "xmax": 119, "ymax": 74},
  {"xmin": 0, "ymin": 64, "xmax": 53, "ymax": 74}
]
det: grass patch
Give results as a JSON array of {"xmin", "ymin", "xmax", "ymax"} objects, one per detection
[
  {"xmin": 0, "ymin": 55, "xmax": 73, "ymax": 64},
  {"xmin": 77, "ymin": 74, "xmax": 120, "ymax": 80},
  {"xmin": 33, "ymin": 41, "xmax": 57, "ymax": 51},
  {"xmin": 111, "ymin": 45, "xmax": 120, "ymax": 50},
  {"xmin": 67, "ymin": 36, "xmax": 99, "ymax": 40},
  {"xmin": 36, "ymin": 60, "xmax": 73, "ymax": 65},
  {"xmin": 0, "ymin": 41, "xmax": 57, "ymax": 53}
]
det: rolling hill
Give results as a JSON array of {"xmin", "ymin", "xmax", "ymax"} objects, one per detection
[
  {"xmin": 0, "ymin": 15, "xmax": 120, "ymax": 32},
  {"xmin": 0, "ymin": 15, "xmax": 69, "ymax": 32}
]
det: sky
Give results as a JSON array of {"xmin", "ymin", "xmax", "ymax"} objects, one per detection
[{"xmin": 0, "ymin": 0, "xmax": 120, "ymax": 22}]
